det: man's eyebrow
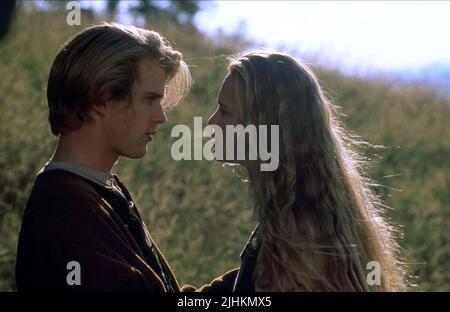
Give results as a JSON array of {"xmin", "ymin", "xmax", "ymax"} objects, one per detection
[{"xmin": 144, "ymin": 91, "xmax": 164, "ymax": 98}]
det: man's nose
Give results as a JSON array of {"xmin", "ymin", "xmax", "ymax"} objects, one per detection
[{"xmin": 153, "ymin": 106, "xmax": 168, "ymax": 124}]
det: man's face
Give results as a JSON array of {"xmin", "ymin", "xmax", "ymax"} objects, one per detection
[{"xmin": 102, "ymin": 59, "xmax": 168, "ymax": 159}]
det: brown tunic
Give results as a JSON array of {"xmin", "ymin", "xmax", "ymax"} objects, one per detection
[{"xmin": 15, "ymin": 169, "xmax": 179, "ymax": 292}]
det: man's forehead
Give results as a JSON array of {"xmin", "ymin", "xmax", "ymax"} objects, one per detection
[
  {"xmin": 139, "ymin": 59, "xmax": 166, "ymax": 76},
  {"xmin": 135, "ymin": 59, "xmax": 166, "ymax": 92},
  {"xmin": 139, "ymin": 58, "xmax": 161, "ymax": 71}
]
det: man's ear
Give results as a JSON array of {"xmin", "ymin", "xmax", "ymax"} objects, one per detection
[{"xmin": 90, "ymin": 102, "xmax": 107, "ymax": 121}]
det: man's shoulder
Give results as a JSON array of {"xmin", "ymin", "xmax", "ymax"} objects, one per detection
[
  {"xmin": 30, "ymin": 169, "xmax": 98, "ymax": 202},
  {"xmin": 24, "ymin": 169, "xmax": 105, "ymax": 220},
  {"xmin": 36, "ymin": 168, "xmax": 94, "ymax": 188},
  {"xmin": 21, "ymin": 169, "xmax": 121, "ymax": 244}
]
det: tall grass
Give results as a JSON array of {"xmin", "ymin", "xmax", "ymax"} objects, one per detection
[{"xmin": 0, "ymin": 9, "xmax": 448, "ymax": 291}]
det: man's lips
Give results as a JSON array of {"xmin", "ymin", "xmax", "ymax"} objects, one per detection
[{"xmin": 145, "ymin": 131, "xmax": 156, "ymax": 140}]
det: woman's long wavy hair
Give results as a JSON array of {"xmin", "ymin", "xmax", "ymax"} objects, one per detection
[{"xmin": 227, "ymin": 50, "xmax": 407, "ymax": 291}]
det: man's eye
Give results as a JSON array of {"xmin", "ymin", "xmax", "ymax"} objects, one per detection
[{"xmin": 146, "ymin": 96, "xmax": 158, "ymax": 103}]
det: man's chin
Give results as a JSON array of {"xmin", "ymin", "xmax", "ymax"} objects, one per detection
[{"xmin": 122, "ymin": 148, "xmax": 147, "ymax": 159}]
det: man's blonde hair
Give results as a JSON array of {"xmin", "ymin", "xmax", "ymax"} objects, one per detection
[{"xmin": 47, "ymin": 22, "xmax": 192, "ymax": 136}]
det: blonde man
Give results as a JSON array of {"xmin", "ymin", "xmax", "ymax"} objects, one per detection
[{"xmin": 15, "ymin": 22, "xmax": 191, "ymax": 292}]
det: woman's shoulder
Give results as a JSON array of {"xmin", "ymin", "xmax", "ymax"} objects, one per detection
[{"xmin": 233, "ymin": 224, "xmax": 259, "ymax": 292}]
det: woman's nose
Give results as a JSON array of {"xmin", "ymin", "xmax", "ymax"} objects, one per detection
[
  {"xmin": 159, "ymin": 111, "xmax": 168, "ymax": 124},
  {"xmin": 208, "ymin": 113, "xmax": 216, "ymax": 125}
]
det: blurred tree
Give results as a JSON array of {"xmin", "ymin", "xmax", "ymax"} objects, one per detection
[
  {"xmin": 128, "ymin": 0, "xmax": 203, "ymax": 26},
  {"xmin": 44, "ymin": 0, "xmax": 68, "ymax": 10},
  {"xmin": 130, "ymin": 0, "xmax": 161, "ymax": 23},
  {"xmin": 106, "ymin": 0, "xmax": 120, "ymax": 19},
  {"xmin": 0, "ymin": 0, "xmax": 17, "ymax": 41},
  {"xmin": 168, "ymin": 0, "xmax": 200, "ymax": 24}
]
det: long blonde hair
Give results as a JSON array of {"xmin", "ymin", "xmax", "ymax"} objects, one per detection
[{"xmin": 228, "ymin": 50, "xmax": 407, "ymax": 291}]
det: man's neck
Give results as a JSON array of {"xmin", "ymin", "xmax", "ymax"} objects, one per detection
[{"xmin": 51, "ymin": 130, "xmax": 118, "ymax": 173}]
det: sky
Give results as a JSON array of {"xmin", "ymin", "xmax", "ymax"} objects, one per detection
[
  {"xmin": 194, "ymin": 1, "xmax": 450, "ymax": 75},
  {"xmin": 72, "ymin": 0, "xmax": 450, "ymax": 76}
]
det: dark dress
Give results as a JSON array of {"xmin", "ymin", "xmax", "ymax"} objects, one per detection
[
  {"xmin": 233, "ymin": 224, "xmax": 259, "ymax": 292},
  {"xmin": 195, "ymin": 225, "xmax": 259, "ymax": 292}
]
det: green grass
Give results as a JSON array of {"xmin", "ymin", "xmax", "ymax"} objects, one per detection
[{"xmin": 0, "ymin": 9, "xmax": 449, "ymax": 291}]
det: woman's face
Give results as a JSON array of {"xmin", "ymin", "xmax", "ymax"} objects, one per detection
[
  {"xmin": 208, "ymin": 71, "xmax": 280, "ymax": 172},
  {"xmin": 208, "ymin": 73, "xmax": 242, "ymax": 163},
  {"xmin": 208, "ymin": 73, "xmax": 239, "ymax": 129}
]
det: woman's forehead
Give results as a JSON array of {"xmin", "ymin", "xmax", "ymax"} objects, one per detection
[{"xmin": 218, "ymin": 74, "xmax": 235, "ymax": 101}]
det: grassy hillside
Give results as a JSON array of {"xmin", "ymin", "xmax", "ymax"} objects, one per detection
[{"xmin": 0, "ymin": 9, "xmax": 448, "ymax": 291}]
